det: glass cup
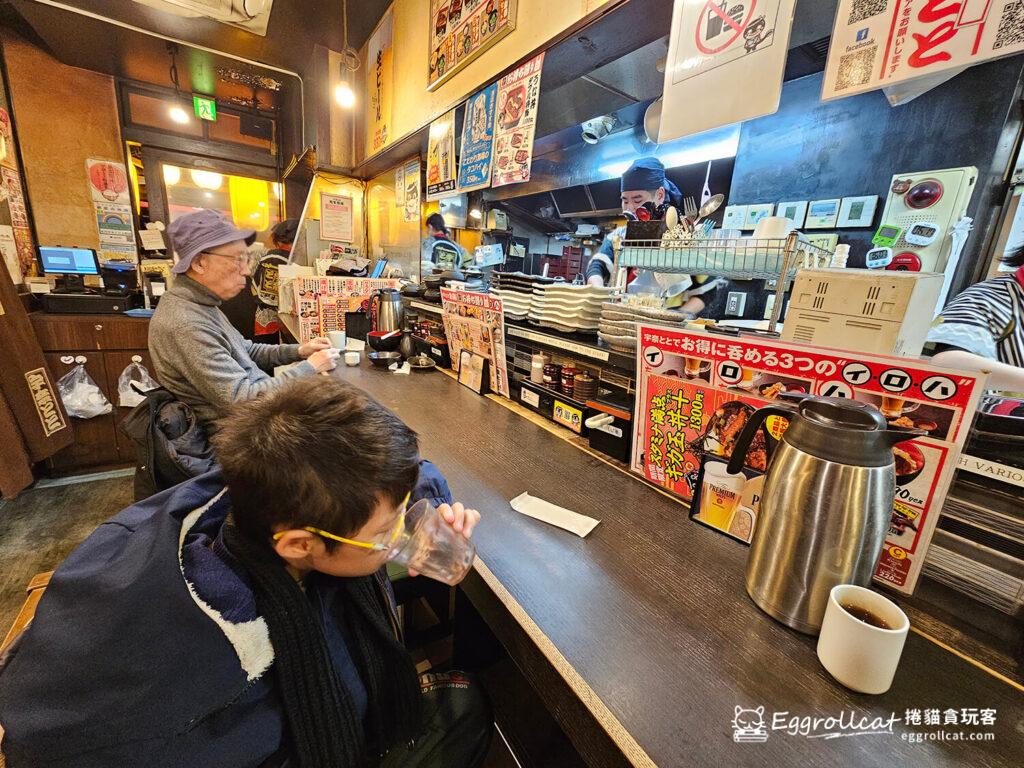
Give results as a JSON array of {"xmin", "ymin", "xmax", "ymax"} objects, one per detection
[
  {"xmin": 880, "ymin": 395, "xmax": 919, "ymax": 420},
  {"xmin": 699, "ymin": 462, "xmax": 746, "ymax": 530},
  {"xmin": 388, "ymin": 499, "xmax": 476, "ymax": 585},
  {"xmin": 684, "ymin": 357, "xmax": 711, "ymax": 378}
]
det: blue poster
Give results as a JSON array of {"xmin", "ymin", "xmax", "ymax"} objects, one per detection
[{"xmin": 457, "ymin": 83, "xmax": 498, "ymax": 193}]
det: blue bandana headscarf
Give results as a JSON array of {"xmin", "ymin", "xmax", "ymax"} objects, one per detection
[{"xmin": 621, "ymin": 157, "xmax": 681, "ymax": 207}]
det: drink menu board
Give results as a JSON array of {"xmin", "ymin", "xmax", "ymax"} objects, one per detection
[
  {"xmin": 440, "ymin": 288, "xmax": 509, "ymax": 397},
  {"xmin": 631, "ymin": 324, "xmax": 986, "ymax": 594},
  {"xmin": 292, "ymin": 277, "xmax": 399, "ymax": 343}
]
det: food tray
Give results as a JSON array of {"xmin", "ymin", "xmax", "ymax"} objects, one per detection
[{"xmin": 619, "ymin": 236, "xmax": 833, "ymax": 280}]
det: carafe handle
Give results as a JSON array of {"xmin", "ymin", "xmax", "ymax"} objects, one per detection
[{"xmin": 726, "ymin": 404, "xmax": 797, "ymax": 475}]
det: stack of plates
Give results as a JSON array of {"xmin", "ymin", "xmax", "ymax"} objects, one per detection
[
  {"xmin": 597, "ymin": 301, "xmax": 691, "ymax": 351},
  {"xmin": 492, "ymin": 273, "xmax": 560, "ymax": 321},
  {"xmin": 528, "ymin": 284, "xmax": 616, "ymax": 333},
  {"xmin": 573, "ymin": 373, "xmax": 598, "ymax": 400}
]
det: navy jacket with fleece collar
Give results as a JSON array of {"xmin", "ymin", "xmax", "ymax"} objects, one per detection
[{"xmin": 0, "ymin": 462, "xmax": 453, "ymax": 768}]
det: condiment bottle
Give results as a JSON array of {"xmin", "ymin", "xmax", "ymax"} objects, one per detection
[{"xmin": 530, "ymin": 353, "xmax": 549, "ymax": 384}]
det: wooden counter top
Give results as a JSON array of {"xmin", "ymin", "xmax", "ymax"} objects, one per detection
[{"xmin": 331, "ymin": 362, "xmax": 1023, "ymax": 768}]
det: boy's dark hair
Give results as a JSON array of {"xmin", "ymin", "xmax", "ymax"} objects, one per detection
[
  {"xmin": 426, "ymin": 212, "xmax": 448, "ymax": 235},
  {"xmin": 213, "ymin": 377, "xmax": 420, "ymax": 546},
  {"xmin": 271, "ymin": 218, "xmax": 299, "ymax": 246},
  {"xmin": 1002, "ymin": 245, "xmax": 1024, "ymax": 269}
]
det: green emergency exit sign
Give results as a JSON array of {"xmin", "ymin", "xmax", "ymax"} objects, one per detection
[{"xmin": 193, "ymin": 95, "xmax": 217, "ymax": 121}]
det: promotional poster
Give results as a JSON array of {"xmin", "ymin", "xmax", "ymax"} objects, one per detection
[{"xmin": 631, "ymin": 325, "xmax": 986, "ymax": 593}]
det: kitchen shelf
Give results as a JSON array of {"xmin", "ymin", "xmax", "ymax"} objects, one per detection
[{"xmin": 618, "ymin": 235, "xmax": 833, "ymax": 280}]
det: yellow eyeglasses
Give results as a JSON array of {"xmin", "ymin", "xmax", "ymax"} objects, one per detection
[{"xmin": 272, "ymin": 492, "xmax": 410, "ymax": 553}]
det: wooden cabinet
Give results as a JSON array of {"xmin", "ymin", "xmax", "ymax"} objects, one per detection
[{"xmin": 30, "ymin": 314, "xmax": 156, "ymax": 474}]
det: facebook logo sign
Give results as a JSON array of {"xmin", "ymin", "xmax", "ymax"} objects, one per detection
[{"xmin": 856, "ymin": 28, "xmax": 869, "ymax": 41}]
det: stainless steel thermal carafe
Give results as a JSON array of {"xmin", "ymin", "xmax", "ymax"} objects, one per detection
[{"xmin": 727, "ymin": 396, "xmax": 917, "ymax": 634}]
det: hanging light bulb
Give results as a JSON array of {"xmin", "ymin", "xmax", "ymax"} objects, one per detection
[
  {"xmin": 169, "ymin": 105, "xmax": 190, "ymax": 124},
  {"xmin": 335, "ymin": 0, "xmax": 359, "ymax": 110},
  {"xmin": 190, "ymin": 170, "xmax": 223, "ymax": 190},
  {"xmin": 335, "ymin": 81, "xmax": 356, "ymax": 109},
  {"xmin": 163, "ymin": 165, "xmax": 181, "ymax": 186}
]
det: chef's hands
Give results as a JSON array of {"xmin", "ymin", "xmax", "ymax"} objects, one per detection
[
  {"xmin": 407, "ymin": 502, "xmax": 479, "ymax": 580},
  {"xmin": 308, "ymin": 348, "xmax": 340, "ymax": 372},
  {"xmin": 587, "ymin": 275, "xmax": 605, "ymax": 287},
  {"xmin": 299, "ymin": 337, "xmax": 332, "ymax": 358}
]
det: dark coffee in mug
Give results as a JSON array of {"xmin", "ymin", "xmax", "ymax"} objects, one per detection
[{"xmin": 840, "ymin": 602, "xmax": 892, "ymax": 629}]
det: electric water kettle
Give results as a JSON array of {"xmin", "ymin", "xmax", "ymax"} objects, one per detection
[
  {"xmin": 726, "ymin": 394, "xmax": 920, "ymax": 634},
  {"xmin": 370, "ymin": 288, "xmax": 403, "ymax": 333}
]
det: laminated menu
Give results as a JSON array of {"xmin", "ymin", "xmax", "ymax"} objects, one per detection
[
  {"xmin": 440, "ymin": 288, "xmax": 509, "ymax": 397},
  {"xmin": 631, "ymin": 324, "xmax": 987, "ymax": 594},
  {"xmin": 292, "ymin": 277, "xmax": 399, "ymax": 344}
]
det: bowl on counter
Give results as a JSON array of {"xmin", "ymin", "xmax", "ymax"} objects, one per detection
[
  {"xmin": 367, "ymin": 330, "xmax": 402, "ymax": 352},
  {"xmin": 368, "ymin": 351, "xmax": 402, "ymax": 368}
]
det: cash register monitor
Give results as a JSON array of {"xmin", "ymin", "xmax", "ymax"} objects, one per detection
[{"xmin": 38, "ymin": 246, "xmax": 99, "ymax": 292}]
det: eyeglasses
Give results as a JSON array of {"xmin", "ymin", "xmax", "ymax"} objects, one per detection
[
  {"xmin": 272, "ymin": 492, "xmax": 410, "ymax": 553},
  {"xmin": 202, "ymin": 251, "xmax": 256, "ymax": 272}
]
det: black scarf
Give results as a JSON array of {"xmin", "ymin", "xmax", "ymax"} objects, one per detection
[{"xmin": 223, "ymin": 522, "xmax": 423, "ymax": 768}]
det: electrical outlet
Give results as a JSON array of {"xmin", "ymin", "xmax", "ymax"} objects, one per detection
[{"xmin": 725, "ymin": 291, "xmax": 746, "ymax": 316}]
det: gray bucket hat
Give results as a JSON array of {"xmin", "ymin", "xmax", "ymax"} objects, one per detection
[{"xmin": 167, "ymin": 209, "xmax": 257, "ymax": 274}]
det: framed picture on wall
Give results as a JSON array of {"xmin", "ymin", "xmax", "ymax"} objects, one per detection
[
  {"xmin": 775, "ymin": 201, "xmax": 808, "ymax": 227},
  {"xmin": 837, "ymin": 195, "xmax": 879, "ymax": 228},
  {"xmin": 428, "ymin": 0, "xmax": 518, "ymax": 90}
]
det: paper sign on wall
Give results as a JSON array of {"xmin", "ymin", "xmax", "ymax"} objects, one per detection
[
  {"xmin": 823, "ymin": 0, "xmax": 1024, "ymax": 101},
  {"xmin": 659, "ymin": 0, "xmax": 797, "ymax": 142},
  {"xmin": 319, "ymin": 193, "xmax": 354, "ymax": 242},
  {"xmin": 491, "ymin": 52, "xmax": 544, "ymax": 188},
  {"xmin": 87, "ymin": 159, "xmax": 137, "ymax": 263},
  {"xmin": 457, "ymin": 83, "xmax": 498, "ymax": 193},
  {"xmin": 402, "ymin": 160, "xmax": 421, "ymax": 223},
  {"xmin": 426, "ymin": 110, "xmax": 457, "ymax": 200},
  {"xmin": 366, "ymin": 9, "xmax": 394, "ymax": 156}
]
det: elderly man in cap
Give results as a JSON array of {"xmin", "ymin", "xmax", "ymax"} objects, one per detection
[
  {"xmin": 586, "ymin": 157, "xmax": 721, "ymax": 315},
  {"xmin": 149, "ymin": 209, "xmax": 339, "ymax": 431}
]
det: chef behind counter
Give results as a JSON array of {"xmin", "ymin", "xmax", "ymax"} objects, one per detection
[{"xmin": 585, "ymin": 157, "xmax": 724, "ymax": 316}]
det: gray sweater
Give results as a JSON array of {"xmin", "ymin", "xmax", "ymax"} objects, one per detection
[{"xmin": 149, "ymin": 274, "xmax": 316, "ymax": 430}]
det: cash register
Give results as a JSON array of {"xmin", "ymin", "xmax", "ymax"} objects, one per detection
[{"xmin": 39, "ymin": 246, "xmax": 136, "ymax": 314}]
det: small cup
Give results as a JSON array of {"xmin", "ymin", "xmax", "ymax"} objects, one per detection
[
  {"xmin": 344, "ymin": 351, "xmax": 360, "ymax": 366},
  {"xmin": 328, "ymin": 330, "xmax": 346, "ymax": 349},
  {"xmin": 816, "ymin": 584, "xmax": 910, "ymax": 694},
  {"xmin": 388, "ymin": 499, "xmax": 476, "ymax": 586}
]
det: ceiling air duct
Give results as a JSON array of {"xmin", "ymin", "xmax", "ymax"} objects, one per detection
[{"xmin": 132, "ymin": 0, "xmax": 274, "ymax": 35}]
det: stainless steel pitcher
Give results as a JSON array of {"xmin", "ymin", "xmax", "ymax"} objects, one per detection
[
  {"xmin": 371, "ymin": 288, "xmax": 403, "ymax": 333},
  {"xmin": 726, "ymin": 395, "xmax": 918, "ymax": 634}
]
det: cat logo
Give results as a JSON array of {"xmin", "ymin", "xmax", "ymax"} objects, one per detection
[
  {"xmin": 732, "ymin": 705, "xmax": 769, "ymax": 743},
  {"xmin": 24, "ymin": 367, "xmax": 66, "ymax": 436}
]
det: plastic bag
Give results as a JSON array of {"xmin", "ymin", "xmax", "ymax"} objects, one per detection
[
  {"xmin": 57, "ymin": 364, "xmax": 112, "ymax": 419},
  {"xmin": 118, "ymin": 359, "xmax": 159, "ymax": 407}
]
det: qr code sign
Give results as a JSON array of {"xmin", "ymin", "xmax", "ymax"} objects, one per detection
[
  {"xmin": 994, "ymin": 0, "xmax": 1024, "ymax": 50},
  {"xmin": 847, "ymin": 0, "xmax": 888, "ymax": 25},
  {"xmin": 835, "ymin": 46, "xmax": 877, "ymax": 90}
]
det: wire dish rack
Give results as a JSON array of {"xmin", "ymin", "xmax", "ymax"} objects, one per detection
[
  {"xmin": 618, "ymin": 234, "xmax": 834, "ymax": 279},
  {"xmin": 618, "ymin": 233, "xmax": 836, "ymax": 332}
]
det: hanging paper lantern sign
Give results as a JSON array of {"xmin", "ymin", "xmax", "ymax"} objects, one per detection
[{"xmin": 87, "ymin": 160, "xmax": 130, "ymax": 203}]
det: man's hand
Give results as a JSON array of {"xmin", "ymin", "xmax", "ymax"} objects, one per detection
[
  {"xmin": 299, "ymin": 337, "xmax": 332, "ymax": 358},
  {"xmin": 408, "ymin": 502, "xmax": 480, "ymax": 579},
  {"xmin": 308, "ymin": 348, "xmax": 340, "ymax": 372},
  {"xmin": 587, "ymin": 275, "xmax": 605, "ymax": 287}
]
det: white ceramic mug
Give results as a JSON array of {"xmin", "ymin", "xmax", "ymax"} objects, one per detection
[
  {"xmin": 816, "ymin": 584, "xmax": 909, "ymax": 694},
  {"xmin": 753, "ymin": 216, "xmax": 794, "ymax": 240},
  {"xmin": 344, "ymin": 351, "xmax": 360, "ymax": 366},
  {"xmin": 328, "ymin": 330, "xmax": 346, "ymax": 349}
]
